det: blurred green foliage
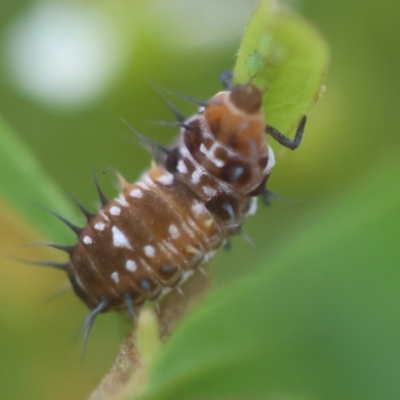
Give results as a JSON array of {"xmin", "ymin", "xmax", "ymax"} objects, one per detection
[{"xmin": 0, "ymin": 1, "xmax": 399, "ymax": 400}]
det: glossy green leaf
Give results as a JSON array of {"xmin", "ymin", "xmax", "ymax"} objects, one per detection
[
  {"xmin": 234, "ymin": 0, "xmax": 330, "ymax": 138},
  {"xmin": 139, "ymin": 154, "xmax": 400, "ymax": 400},
  {"xmin": 0, "ymin": 114, "xmax": 78, "ymax": 242}
]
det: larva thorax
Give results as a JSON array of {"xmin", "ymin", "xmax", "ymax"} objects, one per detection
[{"xmin": 67, "ymin": 83, "xmax": 274, "ymax": 314}]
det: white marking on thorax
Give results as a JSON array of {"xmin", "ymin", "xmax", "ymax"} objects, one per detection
[
  {"xmin": 112, "ymin": 226, "xmax": 132, "ymax": 249},
  {"xmin": 130, "ymin": 188, "xmax": 143, "ymax": 198},
  {"xmin": 265, "ymin": 145, "xmax": 275, "ymax": 174},
  {"xmin": 203, "ymin": 186, "xmax": 217, "ymax": 197},
  {"xmin": 83, "ymin": 236, "xmax": 93, "ymax": 245},
  {"xmin": 177, "ymin": 160, "xmax": 188, "ymax": 174},
  {"xmin": 111, "ymin": 271, "xmax": 119, "ymax": 283},
  {"xmin": 191, "ymin": 166, "xmax": 204, "ymax": 184},
  {"xmin": 168, "ymin": 224, "xmax": 180, "ymax": 239},
  {"xmin": 199, "ymin": 143, "xmax": 225, "ymax": 167},
  {"xmin": 144, "ymin": 245, "xmax": 155, "ymax": 258},
  {"xmin": 94, "ymin": 222, "xmax": 106, "ymax": 231},
  {"xmin": 125, "ymin": 260, "xmax": 137, "ymax": 272},
  {"xmin": 110, "ymin": 206, "xmax": 121, "ymax": 216},
  {"xmin": 246, "ymin": 198, "xmax": 258, "ymax": 216}
]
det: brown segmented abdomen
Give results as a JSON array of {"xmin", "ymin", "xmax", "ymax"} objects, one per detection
[{"xmin": 68, "ymin": 169, "xmax": 229, "ymax": 311}]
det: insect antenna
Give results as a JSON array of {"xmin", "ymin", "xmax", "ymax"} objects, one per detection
[
  {"xmin": 81, "ymin": 297, "xmax": 109, "ymax": 362},
  {"xmin": 92, "ymin": 167, "xmax": 108, "ymax": 207},
  {"xmin": 35, "ymin": 204, "xmax": 83, "ymax": 236}
]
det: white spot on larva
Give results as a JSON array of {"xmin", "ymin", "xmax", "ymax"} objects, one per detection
[
  {"xmin": 125, "ymin": 260, "xmax": 137, "ymax": 272},
  {"xmin": 199, "ymin": 143, "xmax": 208, "ymax": 155},
  {"xmin": 144, "ymin": 245, "xmax": 155, "ymax": 258},
  {"xmin": 130, "ymin": 188, "xmax": 143, "ymax": 198},
  {"xmin": 112, "ymin": 226, "xmax": 132, "ymax": 249},
  {"xmin": 265, "ymin": 145, "xmax": 276, "ymax": 174},
  {"xmin": 199, "ymin": 267, "xmax": 208, "ymax": 275},
  {"xmin": 157, "ymin": 173, "xmax": 174, "ymax": 185},
  {"xmin": 203, "ymin": 219, "xmax": 213, "ymax": 228},
  {"xmin": 143, "ymin": 175, "xmax": 156, "ymax": 187},
  {"xmin": 168, "ymin": 224, "xmax": 180, "ymax": 240},
  {"xmin": 137, "ymin": 182, "xmax": 148, "ymax": 190},
  {"xmin": 212, "ymin": 157, "xmax": 225, "ymax": 167},
  {"xmin": 191, "ymin": 167, "xmax": 203, "ymax": 184},
  {"xmin": 111, "ymin": 271, "xmax": 119, "ymax": 283},
  {"xmin": 185, "ymin": 245, "xmax": 200, "ymax": 255},
  {"xmin": 176, "ymin": 287, "xmax": 185, "ymax": 297},
  {"xmin": 180, "ymin": 269, "xmax": 194, "ymax": 284},
  {"xmin": 203, "ymin": 250, "xmax": 217, "ymax": 263},
  {"xmin": 191, "ymin": 201, "xmax": 204, "ymax": 218},
  {"xmin": 110, "ymin": 206, "xmax": 121, "ymax": 216},
  {"xmin": 160, "ymin": 287, "xmax": 172, "ymax": 298},
  {"xmin": 177, "ymin": 160, "xmax": 188, "ymax": 174},
  {"xmin": 204, "ymin": 250, "xmax": 217, "ymax": 262},
  {"xmin": 246, "ymin": 198, "xmax": 258, "ymax": 216},
  {"xmin": 203, "ymin": 186, "xmax": 217, "ymax": 197},
  {"xmin": 94, "ymin": 222, "xmax": 105, "ymax": 231},
  {"xmin": 83, "ymin": 236, "xmax": 93, "ymax": 244},
  {"xmin": 117, "ymin": 196, "xmax": 129, "ymax": 207}
]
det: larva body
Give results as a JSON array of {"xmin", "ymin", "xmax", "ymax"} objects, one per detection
[{"xmin": 68, "ymin": 84, "xmax": 273, "ymax": 313}]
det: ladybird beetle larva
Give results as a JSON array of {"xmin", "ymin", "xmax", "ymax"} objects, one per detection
[{"xmin": 26, "ymin": 72, "xmax": 306, "ymax": 349}]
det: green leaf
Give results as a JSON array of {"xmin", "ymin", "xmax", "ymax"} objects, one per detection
[
  {"xmin": 0, "ymin": 114, "xmax": 78, "ymax": 243},
  {"xmin": 234, "ymin": 0, "xmax": 330, "ymax": 138},
  {"xmin": 138, "ymin": 153, "xmax": 400, "ymax": 400}
]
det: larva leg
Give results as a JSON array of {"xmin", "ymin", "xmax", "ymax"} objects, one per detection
[
  {"xmin": 219, "ymin": 71, "xmax": 234, "ymax": 90},
  {"xmin": 265, "ymin": 115, "xmax": 307, "ymax": 150}
]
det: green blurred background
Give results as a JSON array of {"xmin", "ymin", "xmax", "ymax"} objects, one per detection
[{"xmin": 0, "ymin": 1, "xmax": 399, "ymax": 399}]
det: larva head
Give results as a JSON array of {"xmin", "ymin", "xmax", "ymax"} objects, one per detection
[{"xmin": 204, "ymin": 83, "xmax": 267, "ymax": 157}]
